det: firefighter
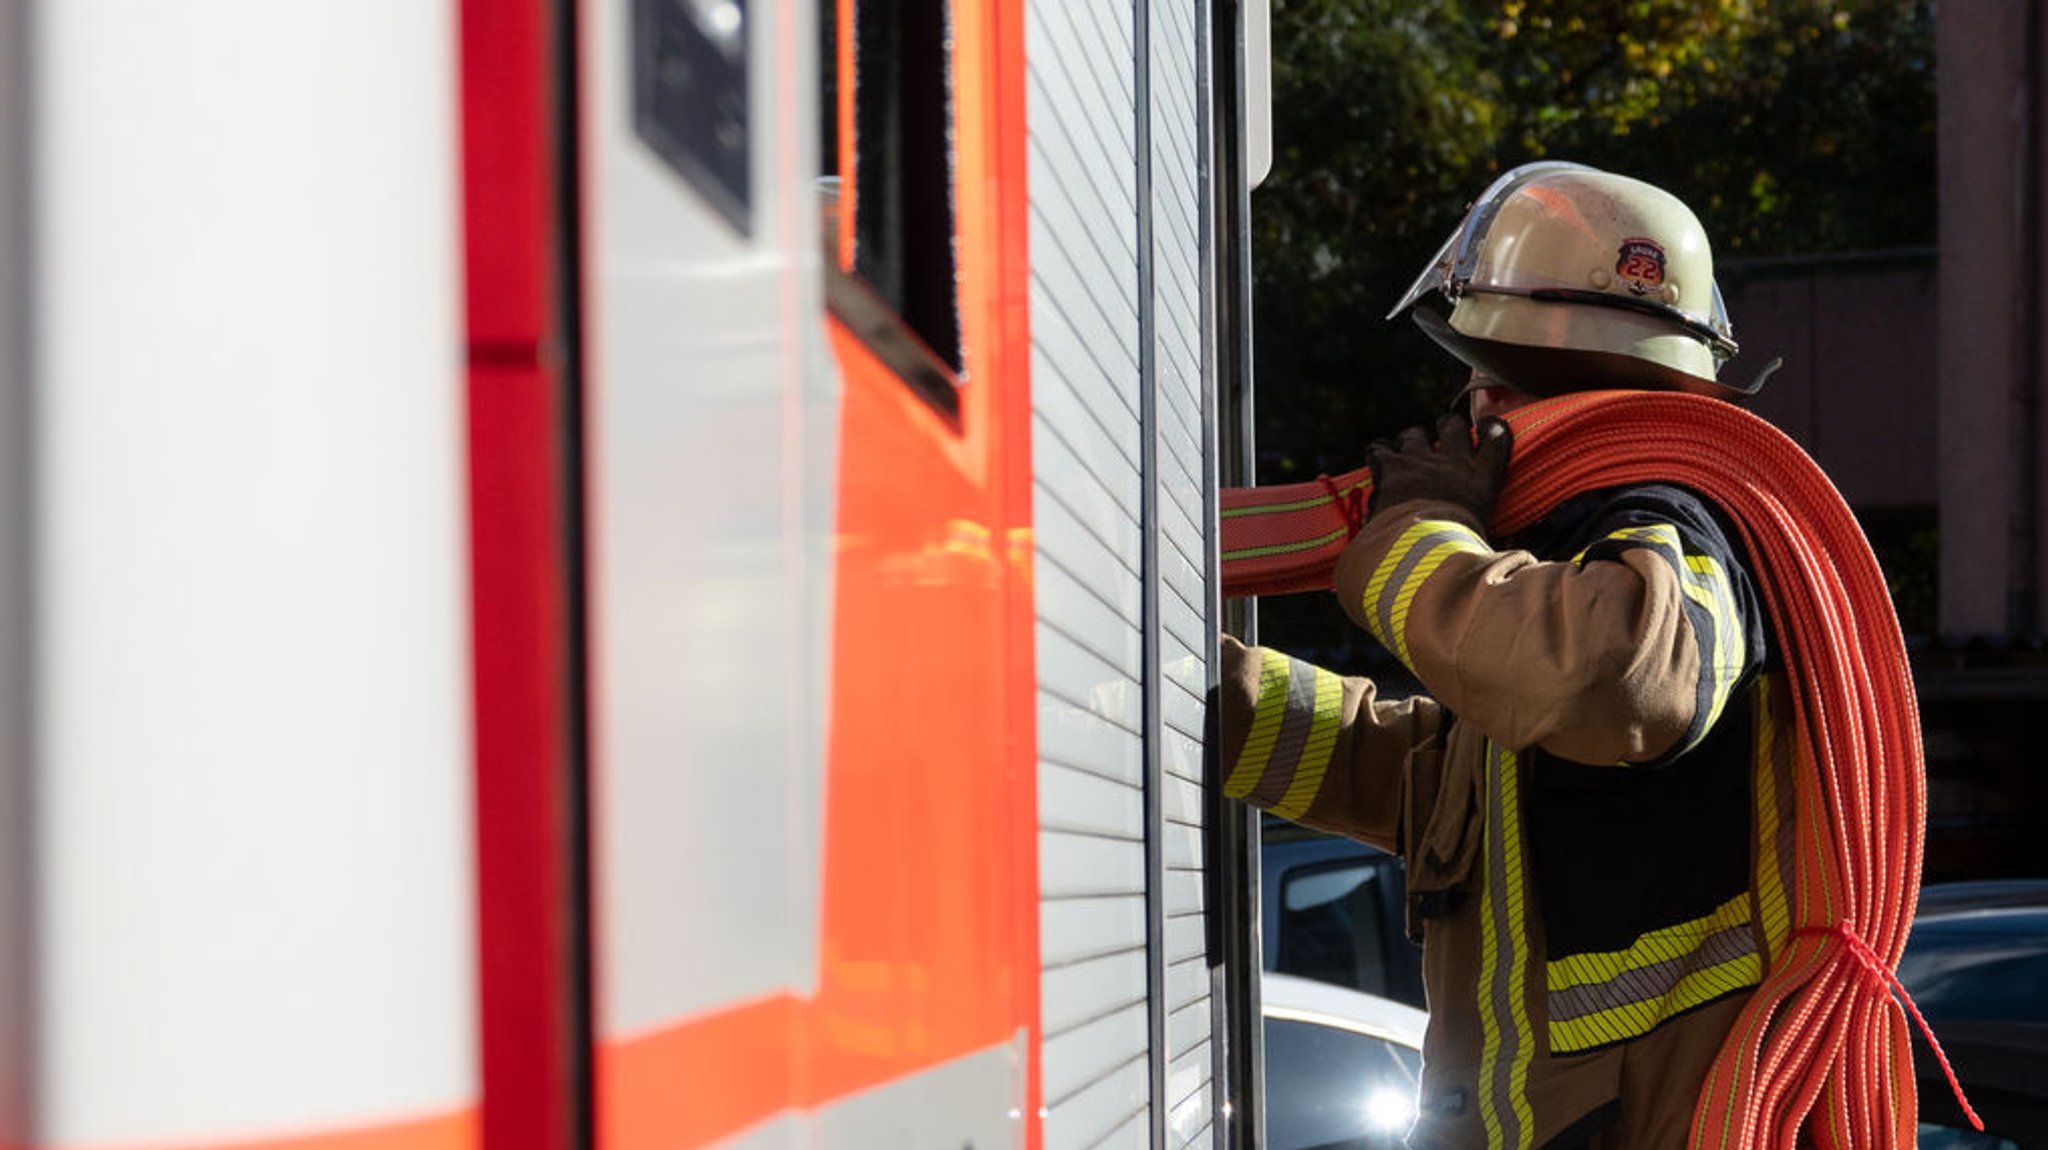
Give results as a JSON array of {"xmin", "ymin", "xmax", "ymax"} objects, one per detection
[{"xmin": 1218, "ymin": 163, "xmax": 1792, "ymax": 1149}]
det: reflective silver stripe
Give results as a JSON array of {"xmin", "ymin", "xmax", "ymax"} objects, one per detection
[
  {"xmin": 1581, "ymin": 523, "xmax": 1745, "ymax": 754},
  {"xmin": 1248, "ymin": 656, "xmax": 1323, "ymax": 809},
  {"xmin": 1680, "ymin": 551, "xmax": 1745, "ymax": 737},
  {"xmin": 1274, "ymin": 664, "xmax": 1345, "ymax": 821},
  {"xmin": 1223, "ymin": 649, "xmax": 1291, "ymax": 800},
  {"xmin": 1366, "ymin": 521, "xmax": 1488, "ymax": 663}
]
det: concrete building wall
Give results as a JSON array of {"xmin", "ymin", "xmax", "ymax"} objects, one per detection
[
  {"xmin": 1936, "ymin": 1, "xmax": 2042, "ymax": 638},
  {"xmin": 1725, "ymin": 258, "xmax": 1939, "ymax": 512}
]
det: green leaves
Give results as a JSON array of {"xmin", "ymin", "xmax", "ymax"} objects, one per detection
[{"xmin": 1250, "ymin": 0, "xmax": 1934, "ymax": 485}]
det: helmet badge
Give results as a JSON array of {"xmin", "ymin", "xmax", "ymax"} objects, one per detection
[{"xmin": 1616, "ymin": 237, "xmax": 1667, "ymax": 296}]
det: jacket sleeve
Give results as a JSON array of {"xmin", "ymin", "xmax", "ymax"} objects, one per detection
[
  {"xmin": 1330, "ymin": 490, "xmax": 1760, "ymax": 766},
  {"xmin": 1212, "ymin": 633, "xmax": 1444, "ymax": 852}
]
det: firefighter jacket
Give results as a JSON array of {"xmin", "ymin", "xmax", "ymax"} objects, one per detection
[{"xmin": 1217, "ymin": 483, "xmax": 1800, "ymax": 1150}]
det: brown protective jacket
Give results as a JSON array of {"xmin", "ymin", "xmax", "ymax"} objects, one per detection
[{"xmin": 1218, "ymin": 489, "xmax": 1800, "ymax": 1149}]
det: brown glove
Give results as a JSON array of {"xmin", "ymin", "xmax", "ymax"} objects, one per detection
[{"xmin": 1367, "ymin": 412, "xmax": 1513, "ymax": 525}]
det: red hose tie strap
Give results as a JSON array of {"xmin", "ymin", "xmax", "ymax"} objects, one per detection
[{"xmin": 1792, "ymin": 921, "xmax": 1984, "ymax": 1132}]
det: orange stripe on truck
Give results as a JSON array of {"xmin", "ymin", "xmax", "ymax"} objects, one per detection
[
  {"xmin": 599, "ymin": 995, "xmax": 806, "ymax": 1150},
  {"xmin": 22, "ymin": 1109, "xmax": 477, "ymax": 1150}
]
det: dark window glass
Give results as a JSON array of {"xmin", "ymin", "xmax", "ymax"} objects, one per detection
[
  {"xmin": 1263, "ymin": 1018, "xmax": 1417, "ymax": 1150},
  {"xmin": 818, "ymin": 0, "xmax": 837, "ymax": 177},
  {"xmin": 849, "ymin": 0, "xmax": 959, "ymax": 374},
  {"xmin": 632, "ymin": 0, "xmax": 753, "ymax": 235},
  {"xmin": 1278, "ymin": 861, "xmax": 1391, "ymax": 998},
  {"xmin": 818, "ymin": 0, "xmax": 963, "ymax": 419}
]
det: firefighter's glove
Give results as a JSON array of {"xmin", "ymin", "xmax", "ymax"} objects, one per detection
[{"xmin": 1366, "ymin": 413, "xmax": 1513, "ymax": 528}]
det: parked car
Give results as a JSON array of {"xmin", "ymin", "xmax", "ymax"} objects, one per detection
[
  {"xmin": 1914, "ymin": 878, "xmax": 2048, "ymax": 917},
  {"xmin": 1262, "ymin": 817, "xmax": 1426, "ymax": 1010},
  {"xmin": 1263, "ymin": 971, "xmax": 1427, "ymax": 1150},
  {"xmin": 1899, "ymin": 885, "xmax": 2048, "ymax": 1149},
  {"xmin": 1257, "ymin": 838, "xmax": 2048, "ymax": 1149}
]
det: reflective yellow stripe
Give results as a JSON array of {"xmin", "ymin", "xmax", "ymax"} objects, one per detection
[
  {"xmin": 1362, "ymin": 518, "xmax": 1489, "ymax": 666},
  {"xmin": 1360, "ymin": 522, "xmax": 1430, "ymax": 647},
  {"xmin": 1546, "ymin": 892, "xmax": 1752, "ymax": 990},
  {"xmin": 1477, "ymin": 743, "xmax": 1533, "ymax": 1147},
  {"xmin": 1542, "ymin": 891, "xmax": 1761, "ymax": 1054},
  {"xmin": 1547, "ymin": 948, "xmax": 1762, "ymax": 1054},
  {"xmin": 1224, "ymin": 648, "xmax": 1290, "ymax": 798},
  {"xmin": 1478, "ymin": 765, "xmax": 1506, "ymax": 1147},
  {"xmin": 1580, "ymin": 523, "xmax": 1745, "ymax": 750},
  {"xmin": 1270, "ymin": 662, "xmax": 1343, "ymax": 820},
  {"xmin": 1753, "ymin": 676, "xmax": 1793, "ymax": 962},
  {"xmin": 1389, "ymin": 547, "xmax": 1458, "ymax": 665},
  {"xmin": 1683, "ymin": 551, "xmax": 1745, "ymax": 733},
  {"xmin": 1596, "ymin": 523, "xmax": 1678, "ymax": 550}
]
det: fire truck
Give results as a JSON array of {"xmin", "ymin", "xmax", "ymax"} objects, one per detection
[{"xmin": 0, "ymin": 1, "xmax": 1276, "ymax": 1147}]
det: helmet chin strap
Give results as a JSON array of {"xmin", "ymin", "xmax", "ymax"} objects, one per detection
[{"xmin": 1741, "ymin": 356, "xmax": 1786, "ymax": 395}]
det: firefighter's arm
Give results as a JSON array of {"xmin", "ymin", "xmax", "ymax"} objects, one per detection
[
  {"xmin": 1211, "ymin": 633, "xmax": 1443, "ymax": 853},
  {"xmin": 1331, "ymin": 498, "xmax": 1740, "ymax": 766}
]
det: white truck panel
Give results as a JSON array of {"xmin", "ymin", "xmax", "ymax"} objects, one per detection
[
  {"xmin": 25, "ymin": 1, "xmax": 475, "ymax": 1140},
  {"xmin": 0, "ymin": 0, "xmax": 30, "ymax": 1138},
  {"xmin": 1032, "ymin": 0, "xmax": 1221, "ymax": 1144},
  {"xmin": 582, "ymin": 0, "xmax": 838, "ymax": 1038}
]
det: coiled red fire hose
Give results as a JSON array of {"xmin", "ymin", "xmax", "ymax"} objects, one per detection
[{"xmin": 1219, "ymin": 390, "xmax": 1976, "ymax": 1147}]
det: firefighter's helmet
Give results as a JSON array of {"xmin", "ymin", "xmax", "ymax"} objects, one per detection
[{"xmin": 1390, "ymin": 162, "xmax": 1775, "ymax": 399}]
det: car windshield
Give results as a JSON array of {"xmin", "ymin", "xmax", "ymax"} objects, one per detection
[{"xmin": 1264, "ymin": 1016, "xmax": 1417, "ymax": 1150}]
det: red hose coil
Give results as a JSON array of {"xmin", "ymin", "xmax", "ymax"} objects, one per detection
[{"xmin": 1219, "ymin": 390, "xmax": 1976, "ymax": 1148}]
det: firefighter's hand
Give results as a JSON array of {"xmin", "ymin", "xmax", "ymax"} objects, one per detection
[{"xmin": 1367, "ymin": 413, "xmax": 1512, "ymax": 526}]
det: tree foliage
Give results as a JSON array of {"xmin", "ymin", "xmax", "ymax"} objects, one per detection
[
  {"xmin": 1248, "ymin": 0, "xmax": 1936, "ymax": 656},
  {"xmin": 1251, "ymin": 0, "xmax": 1936, "ymax": 480}
]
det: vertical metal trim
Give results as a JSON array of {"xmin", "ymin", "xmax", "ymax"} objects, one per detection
[
  {"xmin": 1192, "ymin": 0, "xmax": 1229, "ymax": 1140},
  {"xmin": 1133, "ymin": 0, "xmax": 1169, "ymax": 1143},
  {"xmin": 1206, "ymin": 2, "xmax": 1262, "ymax": 1148},
  {"xmin": 0, "ymin": 0, "xmax": 36, "ymax": 1137},
  {"xmin": 553, "ymin": 0, "xmax": 597, "ymax": 1144},
  {"xmin": 1219, "ymin": 0, "xmax": 1258, "ymax": 648}
]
